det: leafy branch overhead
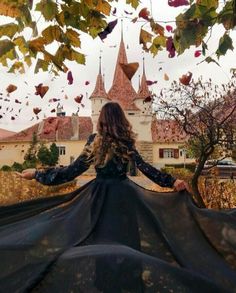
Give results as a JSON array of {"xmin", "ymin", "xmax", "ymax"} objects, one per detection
[{"xmin": 0, "ymin": 0, "xmax": 235, "ymax": 73}]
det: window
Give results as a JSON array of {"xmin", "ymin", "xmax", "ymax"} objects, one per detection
[
  {"xmin": 57, "ymin": 146, "xmax": 66, "ymax": 155},
  {"xmin": 128, "ymin": 112, "xmax": 135, "ymax": 115},
  {"xmin": 159, "ymin": 148, "xmax": 179, "ymax": 159}
]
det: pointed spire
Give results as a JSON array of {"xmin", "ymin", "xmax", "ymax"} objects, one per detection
[
  {"xmin": 137, "ymin": 57, "xmax": 151, "ymax": 100},
  {"xmin": 121, "ymin": 19, "xmax": 123, "ymax": 41},
  {"xmin": 90, "ymin": 55, "xmax": 108, "ymax": 99}
]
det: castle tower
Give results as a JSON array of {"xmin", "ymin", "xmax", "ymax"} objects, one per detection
[{"xmin": 90, "ymin": 55, "xmax": 110, "ymax": 132}]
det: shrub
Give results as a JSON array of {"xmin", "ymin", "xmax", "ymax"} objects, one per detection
[
  {"xmin": 11, "ymin": 162, "xmax": 23, "ymax": 172},
  {"xmin": 1, "ymin": 165, "xmax": 11, "ymax": 171}
]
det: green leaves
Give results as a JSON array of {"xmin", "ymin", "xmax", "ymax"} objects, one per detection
[
  {"xmin": 35, "ymin": 0, "xmax": 58, "ymax": 21},
  {"xmin": 0, "ymin": 40, "xmax": 17, "ymax": 66},
  {"xmin": 216, "ymin": 33, "xmax": 234, "ymax": 58},
  {"xmin": 0, "ymin": 23, "xmax": 19, "ymax": 39},
  {"xmin": 126, "ymin": 0, "xmax": 139, "ymax": 9}
]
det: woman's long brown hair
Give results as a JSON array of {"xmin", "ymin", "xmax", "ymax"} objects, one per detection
[{"xmin": 92, "ymin": 102, "xmax": 136, "ymax": 167}]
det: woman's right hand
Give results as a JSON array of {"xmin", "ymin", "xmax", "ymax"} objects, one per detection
[{"xmin": 15, "ymin": 168, "xmax": 36, "ymax": 180}]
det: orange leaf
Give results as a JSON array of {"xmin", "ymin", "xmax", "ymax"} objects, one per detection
[
  {"xmin": 6, "ymin": 84, "xmax": 17, "ymax": 94},
  {"xmin": 35, "ymin": 83, "xmax": 49, "ymax": 98},
  {"xmin": 120, "ymin": 62, "xmax": 139, "ymax": 80},
  {"xmin": 33, "ymin": 107, "xmax": 41, "ymax": 115},
  {"xmin": 138, "ymin": 8, "xmax": 150, "ymax": 20},
  {"xmin": 164, "ymin": 73, "xmax": 169, "ymax": 81},
  {"xmin": 179, "ymin": 72, "xmax": 192, "ymax": 85}
]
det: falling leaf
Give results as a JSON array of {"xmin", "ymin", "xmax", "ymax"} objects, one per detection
[
  {"xmin": 194, "ymin": 50, "xmax": 201, "ymax": 57},
  {"xmin": 144, "ymin": 96, "xmax": 152, "ymax": 103},
  {"xmin": 67, "ymin": 70, "xmax": 73, "ymax": 85},
  {"xmin": 81, "ymin": 103, "xmax": 85, "ymax": 108},
  {"xmin": 11, "ymin": 116, "xmax": 15, "ymax": 120},
  {"xmin": 6, "ymin": 84, "xmax": 17, "ymax": 94},
  {"xmin": 112, "ymin": 7, "xmax": 117, "ymax": 14},
  {"xmin": 15, "ymin": 99, "xmax": 21, "ymax": 104},
  {"xmin": 51, "ymin": 109, "xmax": 56, "ymax": 113},
  {"xmin": 132, "ymin": 17, "xmax": 138, "ymax": 23},
  {"xmin": 138, "ymin": 8, "xmax": 150, "ymax": 20},
  {"xmin": 164, "ymin": 73, "xmax": 169, "ymax": 81},
  {"xmin": 64, "ymin": 95, "xmax": 69, "ymax": 99},
  {"xmin": 33, "ymin": 107, "xmax": 41, "ymax": 115},
  {"xmin": 26, "ymin": 101, "xmax": 29, "ymax": 106},
  {"xmin": 146, "ymin": 80, "xmax": 158, "ymax": 86},
  {"xmin": 85, "ymin": 81, "xmax": 90, "ymax": 85},
  {"xmin": 35, "ymin": 83, "xmax": 49, "ymax": 98},
  {"xmin": 49, "ymin": 98, "xmax": 60, "ymax": 102},
  {"xmin": 120, "ymin": 62, "xmax": 139, "ymax": 80},
  {"xmin": 166, "ymin": 37, "xmax": 176, "ymax": 58},
  {"xmin": 74, "ymin": 95, "xmax": 83, "ymax": 103},
  {"xmin": 98, "ymin": 19, "xmax": 118, "ymax": 41},
  {"xmin": 0, "ymin": 115, "xmax": 2, "ymax": 119},
  {"xmin": 168, "ymin": 0, "xmax": 189, "ymax": 7},
  {"xmin": 179, "ymin": 72, "xmax": 192, "ymax": 85},
  {"xmin": 166, "ymin": 25, "xmax": 173, "ymax": 32},
  {"xmin": 124, "ymin": 10, "xmax": 133, "ymax": 15}
]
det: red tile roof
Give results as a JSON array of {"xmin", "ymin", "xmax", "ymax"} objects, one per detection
[
  {"xmin": 151, "ymin": 118, "xmax": 188, "ymax": 143},
  {"xmin": 108, "ymin": 39, "xmax": 140, "ymax": 111},
  {"xmin": 0, "ymin": 128, "xmax": 16, "ymax": 139},
  {"xmin": 0, "ymin": 116, "xmax": 93, "ymax": 142}
]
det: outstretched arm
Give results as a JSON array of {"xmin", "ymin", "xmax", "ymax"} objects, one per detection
[
  {"xmin": 18, "ymin": 134, "xmax": 96, "ymax": 186},
  {"xmin": 131, "ymin": 149, "xmax": 187, "ymax": 191}
]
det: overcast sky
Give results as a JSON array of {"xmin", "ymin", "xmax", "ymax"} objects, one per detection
[{"xmin": 0, "ymin": 0, "xmax": 236, "ymax": 132}]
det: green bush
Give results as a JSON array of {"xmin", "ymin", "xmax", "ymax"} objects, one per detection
[
  {"xmin": 22, "ymin": 159, "xmax": 37, "ymax": 169},
  {"xmin": 11, "ymin": 162, "xmax": 23, "ymax": 172},
  {"xmin": 1, "ymin": 165, "xmax": 12, "ymax": 171}
]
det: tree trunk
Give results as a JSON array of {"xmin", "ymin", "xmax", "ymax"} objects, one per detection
[{"xmin": 191, "ymin": 173, "xmax": 206, "ymax": 208}]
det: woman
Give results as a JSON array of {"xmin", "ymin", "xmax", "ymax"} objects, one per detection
[{"xmin": 1, "ymin": 102, "xmax": 235, "ymax": 292}]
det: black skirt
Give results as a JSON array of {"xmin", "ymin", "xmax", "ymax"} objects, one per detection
[{"xmin": 0, "ymin": 177, "xmax": 235, "ymax": 292}]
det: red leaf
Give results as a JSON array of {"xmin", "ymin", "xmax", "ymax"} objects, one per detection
[
  {"xmin": 166, "ymin": 37, "xmax": 176, "ymax": 58},
  {"xmin": 85, "ymin": 81, "xmax": 90, "ymax": 85},
  {"xmin": 15, "ymin": 99, "xmax": 21, "ymax": 104},
  {"xmin": 6, "ymin": 84, "xmax": 17, "ymax": 94},
  {"xmin": 144, "ymin": 96, "xmax": 152, "ymax": 103},
  {"xmin": 49, "ymin": 98, "xmax": 60, "ymax": 102},
  {"xmin": 98, "ymin": 19, "xmax": 118, "ymax": 41},
  {"xmin": 166, "ymin": 25, "xmax": 173, "ymax": 32},
  {"xmin": 35, "ymin": 83, "xmax": 49, "ymax": 98},
  {"xmin": 67, "ymin": 71, "xmax": 73, "ymax": 85},
  {"xmin": 168, "ymin": 0, "xmax": 189, "ymax": 7},
  {"xmin": 74, "ymin": 95, "xmax": 83, "ymax": 104},
  {"xmin": 11, "ymin": 116, "xmax": 15, "ymax": 120},
  {"xmin": 146, "ymin": 80, "xmax": 157, "ymax": 86},
  {"xmin": 194, "ymin": 50, "xmax": 201, "ymax": 57},
  {"xmin": 138, "ymin": 8, "xmax": 150, "ymax": 20},
  {"xmin": 51, "ymin": 109, "xmax": 56, "ymax": 113},
  {"xmin": 33, "ymin": 107, "xmax": 41, "ymax": 115},
  {"xmin": 120, "ymin": 63, "xmax": 139, "ymax": 80},
  {"xmin": 179, "ymin": 72, "xmax": 192, "ymax": 85}
]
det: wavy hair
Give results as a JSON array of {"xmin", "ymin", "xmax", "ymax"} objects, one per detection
[{"xmin": 92, "ymin": 102, "xmax": 136, "ymax": 167}]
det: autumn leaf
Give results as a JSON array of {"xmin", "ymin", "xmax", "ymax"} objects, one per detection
[
  {"xmin": 98, "ymin": 19, "xmax": 118, "ymax": 41},
  {"xmin": 33, "ymin": 107, "xmax": 41, "ymax": 115},
  {"xmin": 35, "ymin": 0, "xmax": 58, "ymax": 21},
  {"xmin": 95, "ymin": 0, "xmax": 111, "ymax": 16},
  {"xmin": 139, "ymin": 29, "xmax": 153, "ymax": 49},
  {"xmin": 0, "ymin": 23, "xmax": 19, "ymax": 39},
  {"xmin": 11, "ymin": 116, "xmax": 15, "ymax": 120},
  {"xmin": 146, "ymin": 80, "xmax": 157, "ymax": 86},
  {"xmin": 216, "ymin": 33, "xmax": 234, "ymax": 59},
  {"xmin": 120, "ymin": 62, "xmax": 139, "ymax": 80},
  {"xmin": 51, "ymin": 109, "xmax": 56, "ymax": 113},
  {"xmin": 65, "ymin": 29, "xmax": 81, "ymax": 48},
  {"xmin": 6, "ymin": 84, "xmax": 17, "ymax": 94},
  {"xmin": 15, "ymin": 99, "xmax": 21, "ymax": 104},
  {"xmin": 74, "ymin": 95, "xmax": 83, "ymax": 103},
  {"xmin": 168, "ymin": 0, "xmax": 189, "ymax": 7},
  {"xmin": 166, "ymin": 25, "xmax": 173, "ymax": 32},
  {"xmin": 85, "ymin": 81, "xmax": 90, "ymax": 85},
  {"xmin": 67, "ymin": 71, "xmax": 73, "ymax": 85},
  {"xmin": 144, "ymin": 96, "xmax": 152, "ymax": 103},
  {"xmin": 179, "ymin": 72, "xmax": 192, "ymax": 85},
  {"xmin": 138, "ymin": 8, "xmax": 150, "ymax": 20},
  {"xmin": 194, "ymin": 50, "xmax": 201, "ymax": 57},
  {"xmin": 166, "ymin": 37, "xmax": 176, "ymax": 58},
  {"xmin": 164, "ymin": 73, "xmax": 169, "ymax": 81},
  {"xmin": 35, "ymin": 83, "xmax": 49, "ymax": 98},
  {"xmin": 126, "ymin": 0, "xmax": 139, "ymax": 9}
]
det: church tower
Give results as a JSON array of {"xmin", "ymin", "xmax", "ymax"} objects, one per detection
[{"xmin": 90, "ymin": 55, "xmax": 110, "ymax": 132}]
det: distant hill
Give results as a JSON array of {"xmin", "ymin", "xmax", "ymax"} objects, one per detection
[{"xmin": 0, "ymin": 128, "xmax": 16, "ymax": 139}]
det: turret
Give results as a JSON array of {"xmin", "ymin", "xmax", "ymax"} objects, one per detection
[{"xmin": 90, "ymin": 55, "xmax": 109, "ymax": 132}]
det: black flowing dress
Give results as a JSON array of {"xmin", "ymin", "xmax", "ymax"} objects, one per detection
[{"xmin": 0, "ymin": 134, "xmax": 236, "ymax": 293}]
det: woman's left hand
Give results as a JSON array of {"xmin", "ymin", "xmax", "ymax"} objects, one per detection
[{"xmin": 173, "ymin": 179, "xmax": 189, "ymax": 192}]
